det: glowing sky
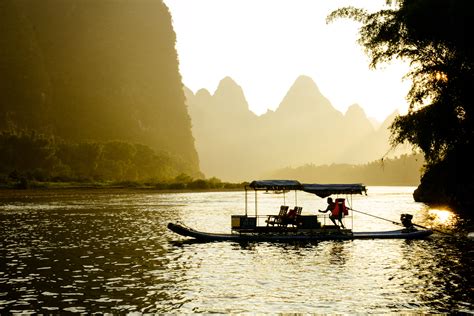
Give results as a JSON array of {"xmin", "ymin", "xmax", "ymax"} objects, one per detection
[{"xmin": 164, "ymin": 0, "xmax": 411, "ymax": 122}]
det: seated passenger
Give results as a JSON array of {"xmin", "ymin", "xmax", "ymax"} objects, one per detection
[
  {"xmin": 281, "ymin": 207, "xmax": 299, "ymax": 226},
  {"xmin": 286, "ymin": 207, "xmax": 297, "ymax": 219}
]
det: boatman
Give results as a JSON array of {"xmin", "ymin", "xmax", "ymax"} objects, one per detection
[{"xmin": 318, "ymin": 197, "xmax": 345, "ymax": 229}]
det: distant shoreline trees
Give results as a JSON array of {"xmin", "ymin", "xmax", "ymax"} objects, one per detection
[
  {"xmin": 0, "ymin": 130, "xmax": 423, "ymax": 189},
  {"xmin": 265, "ymin": 154, "xmax": 424, "ymax": 186},
  {"xmin": 0, "ymin": 131, "xmax": 199, "ymax": 187}
]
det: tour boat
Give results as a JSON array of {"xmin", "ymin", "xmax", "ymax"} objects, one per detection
[{"xmin": 167, "ymin": 180, "xmax": 433, "ymax": 242}]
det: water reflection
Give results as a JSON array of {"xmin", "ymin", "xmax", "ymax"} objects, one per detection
[
  {"xmin": 0, "ymin": 188, "xmax": 472, "ymax": 313},
  {"xmin": 419, "ymin": 206, "xmax": 472, "ymax": 238},
  {"xmin": 398, "ymin": 239, "xmax": 473, "ymax": 313},
  {"xmin": 0, "ymin": 191, "xmax": 192, "ymax": 313},
  {"xmin": 327, "ymin": 241, "xmax": 349, "ymax": 265},
  {"xmin": 427, "ymin": 208, "xmax": 459, "ymax": 228}
]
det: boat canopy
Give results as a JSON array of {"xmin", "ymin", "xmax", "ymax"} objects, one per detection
[
  {"xmin": 302, "ymin": 183, "xmax": 367, "ymax": 198},
  {"xmin": 248, "ymin": 180, "xmax": 302, "ymax": 191},
  {"xmin": 248, "ymin": 180, "xmax": 366, "ymax": 198}
]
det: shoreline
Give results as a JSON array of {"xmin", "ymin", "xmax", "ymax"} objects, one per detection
[
  {"xmin": 0, "ymin": 182, "xmax": 420, "ymax": 195},
  {"xmin": 0, "ymin": 181, "xmax": 420, "ymax": 191},
  {"xmin": 0, "ymin": 181, "xmax": 246, "ymax": 194}
]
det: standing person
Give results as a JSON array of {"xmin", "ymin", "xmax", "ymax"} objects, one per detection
[{"xmin": 319, "ymin": 197, "xmax": 345, "ymax": 228}]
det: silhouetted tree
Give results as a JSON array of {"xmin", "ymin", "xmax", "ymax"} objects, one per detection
[{"xmin": 328, "ymin": 0, "xmax": 474, "ymax": 211}]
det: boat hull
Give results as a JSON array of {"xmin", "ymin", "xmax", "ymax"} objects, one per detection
[{"xmin": 167, "ymin": 222, "xmax": 433, "ymax": 242}]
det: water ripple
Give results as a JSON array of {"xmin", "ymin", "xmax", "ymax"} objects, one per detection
[{"xmin": 0, "ymin": 188, "xmax": 472, "ymax": 313}]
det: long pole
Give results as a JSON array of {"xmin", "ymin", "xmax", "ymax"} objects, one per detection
[
  {"xmin": 349, "ymin": 208, "xmax": 456, "ymax": 237},
  {"xmin": 255, "ymin": 189, "xmax": 258, "ymax": 218},
  {"xmin": 245, "ymin": 187, "xmax": 248, "ymax": 216},
  {"xmin": 350, "ymin": 208, "xmax": 401, "ymax": 226}
]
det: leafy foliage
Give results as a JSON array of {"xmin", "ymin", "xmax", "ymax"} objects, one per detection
[
  {"xmin": 328, "ymin": 0, "xmax": 474, "ymax": 163},
  {"xmin": 0, "ymin": 131, "xmax": 198, "ymax": 184},
  {"xmin": 328, "ymin": 0, "xmax": 474, "ymax": 210}
]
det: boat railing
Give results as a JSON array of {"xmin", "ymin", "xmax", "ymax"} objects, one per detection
[
  {"xmin": 233, "ymin": 214, "xmax": 353, "ymax": 230},
  {"xmin": 259, "ymin": 214, "xmax": 353, "ymax": 228}
]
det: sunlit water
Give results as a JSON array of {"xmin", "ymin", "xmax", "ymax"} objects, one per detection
[{"xmin": 0, "ymin": 187, "xmax": 472, "ymax": 314}]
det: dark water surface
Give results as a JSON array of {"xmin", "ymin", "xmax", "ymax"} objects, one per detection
[{"xmin": 0, "ymin": 187, "xmax": 472, "ymax": 314}]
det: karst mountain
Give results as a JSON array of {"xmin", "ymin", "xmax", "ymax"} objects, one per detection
[
  {"xmin": 186, "ymin": 75, "xmax": 404, "ymax": 181},
  {"xmin": 0, "ymin": 0, "xmax": 200, "ymax": 181}
]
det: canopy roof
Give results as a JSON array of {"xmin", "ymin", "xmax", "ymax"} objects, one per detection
[
  {"xmin": 248, "ymin": 180, "xmax": 302, "ymax": 191},
  {"xmin": 247, "ymin": 180, "xmax": 366, "ymax": 198},
  {"xmin": 302, "ymin": 183, "xmax": 367, "ymax": 198}
]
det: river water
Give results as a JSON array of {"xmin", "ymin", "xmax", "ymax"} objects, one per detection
[{"xmin": 0, "ymin": 187, "xmax": 472, "ymax": 314}]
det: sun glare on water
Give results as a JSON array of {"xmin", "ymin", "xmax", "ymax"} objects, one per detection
[{"xmin": 428, "ymin": 208, "xmax": 458, "ymax": 227}]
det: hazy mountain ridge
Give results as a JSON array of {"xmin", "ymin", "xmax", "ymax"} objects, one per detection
[
  {"xmin": 186, "ymin": 75, "xmax": 407, "ymax": 181},
  {"xmin": 265, "ymin": 153, "xmax": 424, "ymax": 186},
  {"xmin": 0, "ymin": 0, "xmax": 200, "ymax": 180}
]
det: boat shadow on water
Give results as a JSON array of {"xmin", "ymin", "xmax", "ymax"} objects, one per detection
[{"xmin": 168, "ymin": 234, "xmax": 346, "ymax": 250}]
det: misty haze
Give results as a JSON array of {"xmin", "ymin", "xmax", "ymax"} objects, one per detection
[
  {"xmin": 1, "ymin": 0, "xmax": 472, "ymax": 314},
  {"xmin": 187, "ymin": 75, "xmax": 415, "ymax": 182}
]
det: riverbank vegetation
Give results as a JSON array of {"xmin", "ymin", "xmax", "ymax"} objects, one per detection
[
  {"xmin": 0, "ymin": 131, "xmax": 423, "ymax": 190},
  {"xmin": 0, "ymin": 131, "xmax": 202, "ymax": 188},
  {"xmin": 0, "ymin": 177, "xmax": 246, "ymax": 191}
]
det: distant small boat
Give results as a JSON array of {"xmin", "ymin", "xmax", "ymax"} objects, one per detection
[{"xmin": 168, "ymin": 180, "xmax": 433, "ymax": 242}]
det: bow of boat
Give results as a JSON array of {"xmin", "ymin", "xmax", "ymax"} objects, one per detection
[
  {"xmin": 167, "ymin": 222, "xmax": 195, "ymax": 238},
  {"xmin": 167, "ymin": 222, "xmax": 237, "ymax": 241}
]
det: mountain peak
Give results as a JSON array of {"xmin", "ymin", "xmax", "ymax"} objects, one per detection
[
  {"xmin": 344, "ymin": 103, "xmax": 374, "ymax": 134},
  {"xmin": 289, "ymin": 75, "xmax": 321, "ymax": 94},
  {"xmin": 195, "ymin": 88, "xmax": 212, "ymax": 99},
  {"xmin": 276, "ymin": 75, "xmax": 334, "ymax": 115},
  {"xmin": 214, "ymin": 76, "xmax": 241, "ymax": 94},
  {"xmin": 345, "ymin": 104, "xmax": 367, "ymax": 119},
  {"xmin": 212, "ymin": 76, "xmax": 252, "ymax": 115}
]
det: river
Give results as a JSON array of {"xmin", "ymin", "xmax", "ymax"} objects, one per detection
[{"xmin": 0, "ymin": 187, "xmax": 472, "ymax": 314}]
